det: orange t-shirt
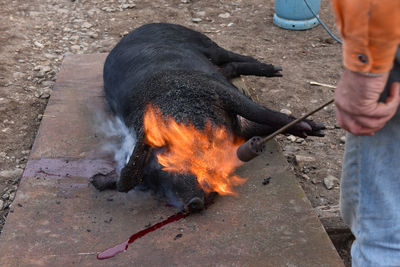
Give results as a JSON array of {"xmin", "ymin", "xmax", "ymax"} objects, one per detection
[{"xmin": 330, "ymin": 0, "xmax": 400, "ymax": 74}]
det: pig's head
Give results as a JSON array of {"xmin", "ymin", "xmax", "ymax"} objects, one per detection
[
  {"xmin": 141, "ymin": 147, "xmax": 208, "ymax": 212},
  {"xmin": 137, "ymin": 104, "xmax": 245, "ymax": 212}
]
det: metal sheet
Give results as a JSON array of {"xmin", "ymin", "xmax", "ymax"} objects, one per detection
[{"xmin": 0, "ymin": 54, "xmax": 344, "ymax": 267}]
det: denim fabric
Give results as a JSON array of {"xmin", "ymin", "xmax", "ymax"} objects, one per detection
[{"xmin": 340, "ymin": 109, "xmax": 400, "ymax": 267}]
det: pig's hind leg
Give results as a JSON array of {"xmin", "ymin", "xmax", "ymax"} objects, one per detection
[
  {"xmin": 198, "ymin": 45, "xmax": 282, "ymax": 78},
  {"xmin": 219, "ymin": 62, "xmax": 283, "ymax": 79}
]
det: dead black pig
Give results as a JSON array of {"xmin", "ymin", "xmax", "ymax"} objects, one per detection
[{"xmin": 91, "ymin": 23, "xmax": 325, "ymax": 211}]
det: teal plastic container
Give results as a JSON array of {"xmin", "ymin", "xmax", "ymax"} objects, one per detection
[{"xmin": 273, "ymin": 0, "xmax": 321, "ymax": 30}]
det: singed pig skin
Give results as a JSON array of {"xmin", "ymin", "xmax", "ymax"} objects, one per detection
[{"xmin": 92, "ymin": 23, "xmax": 325, "ymax": 211}]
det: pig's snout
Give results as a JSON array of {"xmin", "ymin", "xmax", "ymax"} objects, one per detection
[{"xmin": 186, "ymin": 197, "xmax": 204, "ymax": 212}]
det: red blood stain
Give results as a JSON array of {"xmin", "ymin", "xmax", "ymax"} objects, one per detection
[{"xmin": 97, "ymin": 212, "xmax": 187, "ymax": 260}]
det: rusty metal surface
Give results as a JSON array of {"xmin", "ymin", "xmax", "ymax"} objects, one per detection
[{"xmin": 0, "ymin": 54, "xmax": 344, "ymax": 267}]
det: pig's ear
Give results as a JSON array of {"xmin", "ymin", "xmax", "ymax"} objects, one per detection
[{"xmin": 116, "ymin": 134, "xmax": 150, "ymax": 192}]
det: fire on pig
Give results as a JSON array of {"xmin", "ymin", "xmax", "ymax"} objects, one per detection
[{"xmin": 91, "ymin": 23, "xmax": 326, "ymax": 212}]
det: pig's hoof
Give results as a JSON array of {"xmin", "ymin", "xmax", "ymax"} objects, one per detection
[
  {"xmin": 90, "ymin": 170, "xmax": 118, "ymax": 191},
  {"xmin": 187, "ymin": 197, "xmax": 204, "ymax": 212}
]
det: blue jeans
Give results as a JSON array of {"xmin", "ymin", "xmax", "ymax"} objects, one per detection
[{"xmin": 340, "ymin": 108, "xmax": 400, "ymax": 267}]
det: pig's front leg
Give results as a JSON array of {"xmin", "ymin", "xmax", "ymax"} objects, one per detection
[
  {"xmin": 116, "ymin": 135, "xmax": 150, "ymax": 192},
  {"xmin": 284, "ymin": 117, "xmax": 326, "ymax": 138},
  {"xmin": 237, "ymin": 114, "xmax": 325, "ymax": 139},
  {"xmin": 90, "ymin": 170, "xmax": 118, "ymax": 191},
  {"xmin": 90, "ymin": 134, "xmax": 149, "ymax": 192}
]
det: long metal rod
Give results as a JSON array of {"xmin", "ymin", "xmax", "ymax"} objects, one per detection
[{"xmin": 258, "ymin": 98, "xmax": 334, "ymax": 145}]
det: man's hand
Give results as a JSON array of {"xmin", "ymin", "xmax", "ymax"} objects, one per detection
[{"xmin": 335, "ymin": 69, "xmax": 400, "ymax": 136}]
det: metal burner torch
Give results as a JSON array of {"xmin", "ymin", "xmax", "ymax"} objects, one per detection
[{"xmin": 236, "ymin": 99, "xmax": 334, "ymax": 162}]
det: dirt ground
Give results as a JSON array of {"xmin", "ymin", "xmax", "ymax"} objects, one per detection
[{"xmin": 0, "ymin": 0, "xmax": 351, "ymax": 265}]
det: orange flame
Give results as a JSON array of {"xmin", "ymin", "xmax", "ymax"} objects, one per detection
[{"xmin": 143, "ymin": 104, "xmax": 246, "ymax": 196}]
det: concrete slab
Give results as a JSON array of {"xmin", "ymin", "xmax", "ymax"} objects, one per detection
[{"xmin": 0, "ymin": 54, "xmax": 344, "ymax": 266}]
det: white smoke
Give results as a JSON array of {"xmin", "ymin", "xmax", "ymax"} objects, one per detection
[{"xmin": 98, "ymin": 115, "xmax": 137, "ymax": 175}]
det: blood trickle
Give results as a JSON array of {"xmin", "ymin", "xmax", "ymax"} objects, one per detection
[{"xmin": 97, "ymin": 212, "xmax": 187, "ymax": 260}]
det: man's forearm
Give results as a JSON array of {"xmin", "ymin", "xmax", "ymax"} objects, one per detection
[{"xmin": 330, "ymin": 0, "xmax": 400, "ymax": 74}]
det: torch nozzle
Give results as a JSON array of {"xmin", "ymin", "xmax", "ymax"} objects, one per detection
[{"xmin": 236, "ymin": 136, "xmax": 266, "ymax": 162}]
